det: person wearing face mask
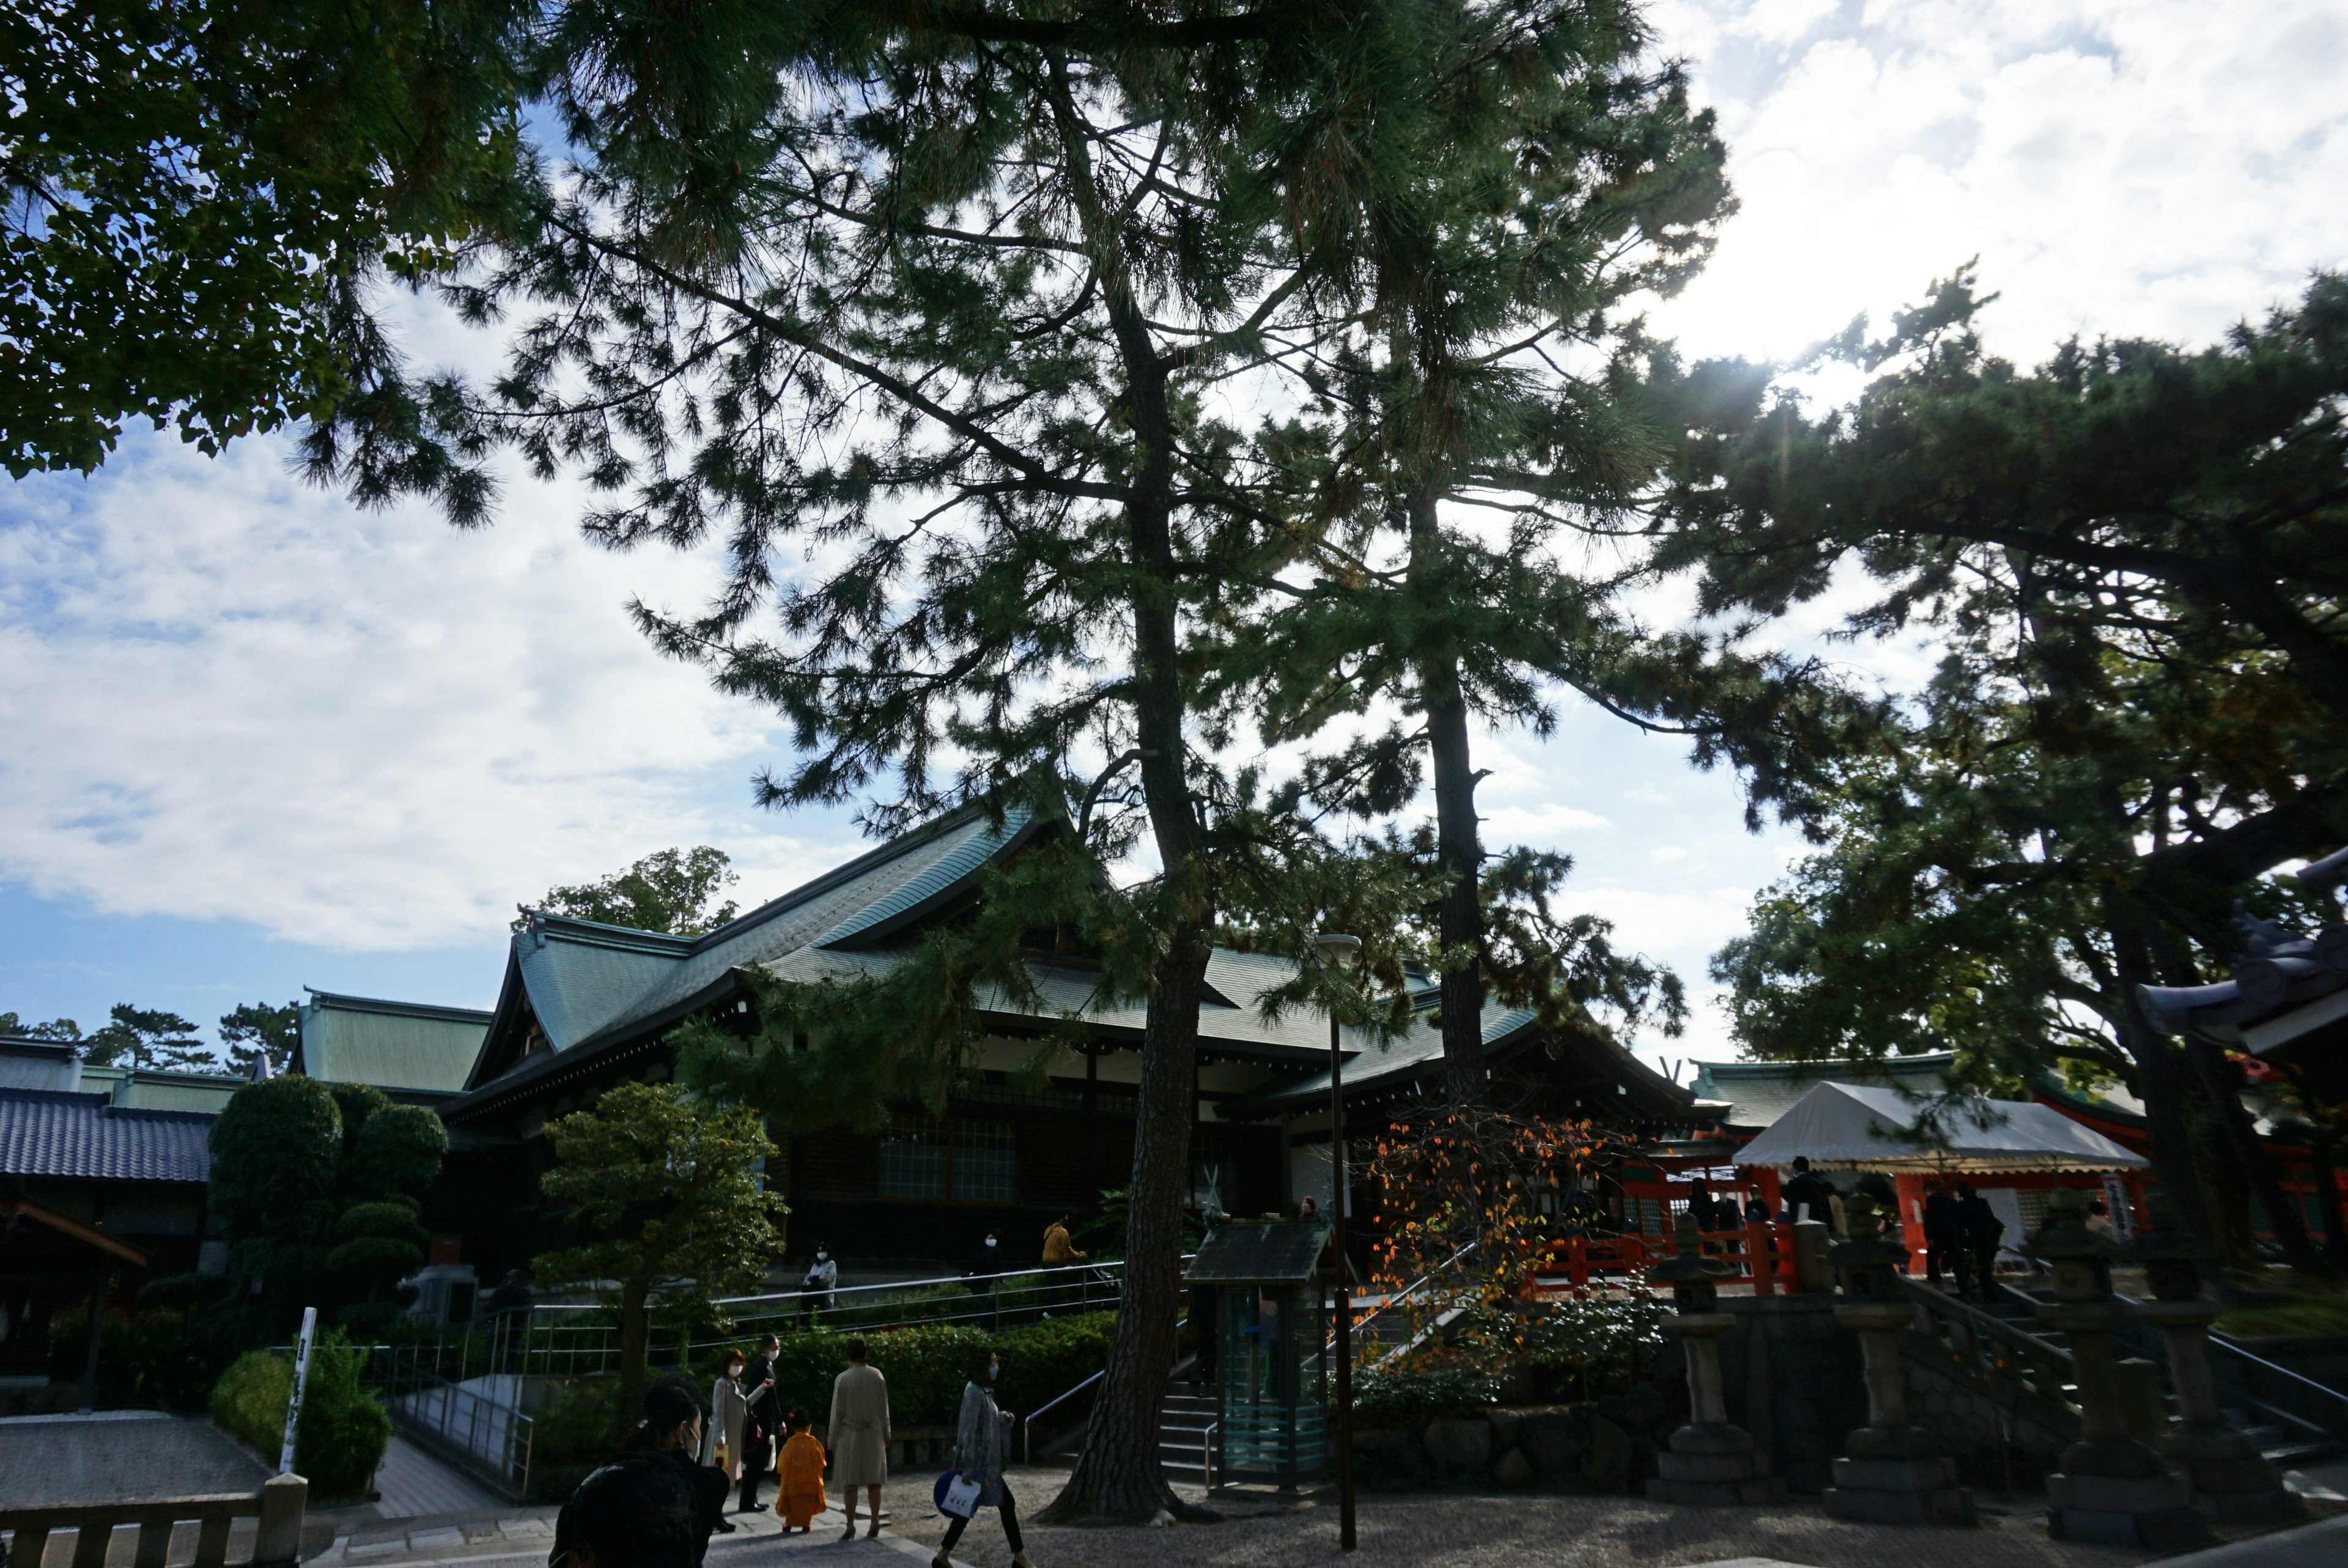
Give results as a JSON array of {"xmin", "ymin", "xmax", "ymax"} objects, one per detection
[
  {"xmin": 800, "ymin": 1246, "xmax": 839, "ymax": 1323},
  {"xmin": 934, "ymin": 1353, "xmax": 1032, "ymax": 1568}
]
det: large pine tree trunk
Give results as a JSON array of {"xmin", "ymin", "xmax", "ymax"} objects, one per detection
[
  {"xmin": 1036, "ymin": 59, "xmax": 1211, "ymax": 1523},
  {"xmin": 1408, "ymin": 495, "xmax": 1488, "ymax": 1108}
]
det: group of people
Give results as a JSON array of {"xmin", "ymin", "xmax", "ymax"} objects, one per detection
[{"xmin": 548, "ymin": 1330, "xmax": 1033, "ymax": 1568}]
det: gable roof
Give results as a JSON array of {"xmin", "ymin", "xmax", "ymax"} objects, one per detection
[
  {"xmin": 1690, "ymin": 1053, "xmax": 1955, "ymax": 1133},
  {"xmin": 454, "ymin": 804, "xmax": 1041, "ymax": 1110},
  {"xmin": 0, "ymin": 1089, "xmax": 213, "ymax": 1183},
  {"xmin": 298, "ymin": 990, "xmax": 493, "ymax": 1095}
]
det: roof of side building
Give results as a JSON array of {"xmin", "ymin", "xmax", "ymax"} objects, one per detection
[
  {"xmin": 0, "ymin": 1088, "xmax": 213, "ymax": 1183},
  {"xmin": 298, "ymin": 990, "xmax": 493, "ymax": 1095}
]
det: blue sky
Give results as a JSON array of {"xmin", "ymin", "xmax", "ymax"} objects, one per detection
[{"xmin": 3, "ymin": 0, "xmax": 2343, "ymax": 1064}]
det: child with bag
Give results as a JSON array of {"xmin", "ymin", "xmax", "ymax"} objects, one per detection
[{"xmin": 777, "ymin": 1410, "xmax": 829, "ymax": 1533}]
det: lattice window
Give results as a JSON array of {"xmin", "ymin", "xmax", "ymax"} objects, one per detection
[
  {"xmin": 952, "ymin": 1119, "xmax": 1017, "ymax": 1203},
  {"xmin": 878, "ymin": 1116, "xmax": 950, "ymax": 1201},
  {"xmin": 878, "ymin": 1115, "xmax": 1016, "ymax": 1203}
]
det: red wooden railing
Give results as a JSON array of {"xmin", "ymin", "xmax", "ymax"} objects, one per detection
[{"xmin": 1520, "ymin": 1221, "xmax": 1804, "ymax": 1299}]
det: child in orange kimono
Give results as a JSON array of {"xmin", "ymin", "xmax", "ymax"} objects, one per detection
[{"xmin": 777, "ymin": 1409, "xmax": 829, "ymax": 1531}]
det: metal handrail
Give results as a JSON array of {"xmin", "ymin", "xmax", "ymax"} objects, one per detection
[
  {"xmin": 1202, "ymin": 1419, "xmax": 1219, "ymax": 1490},
  {"xmin": 1023, "ymin": 1371, "xmax": 1104, "ymax": 1465},
  {"xmin": 1334, "ymin": 1240, "xmax": 1478, "ymax": 1353}
]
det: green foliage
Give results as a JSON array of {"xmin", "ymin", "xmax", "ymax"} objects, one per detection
[
  {"xmin": 533, "ymin": 1081, "xmax": 785, "ymax": 1420},
  {"xmin": 0, "ymin": 0, "xmax": 534, "ymax": 476},
  {"xmin": 1354, "ymin": 1356, "xmax": 1505, "ymax": 1426},
  {"xmin": 208, "ymin": 1333, "xmax": 389, "ymax": 1496},
  {"xmin": 536, "ymin": 1378, "xmax": 627, "ymax": 1464},
  {"xmin": 84, "ymin": 1004, "xmax": 218, "ymax": 1071},
  {"xmin": 522, "ymin": 846, "xmax": 741, "ymax": 936},
  {"xmin": 0, "ymin": 1010, "xmax": 81, "ymax": 1040},
  {"xmin": 47, "ymin": 1305, "xmax": 242, "ymax": 1410},
  {"xmin": 209, "ymin": 1073, "xmax": 446, "ymax": 1317},
  {"xmin": 748, "ymin": 1312, "xmax": 1118, "ymax": 1430},
  {"xmin": 218, "ymin": 1001, "xmax": 299, "ymax": 1076}
]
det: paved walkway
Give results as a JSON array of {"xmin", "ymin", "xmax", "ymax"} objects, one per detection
[{"xmin": 374, "ymin": 1437, "xmax": 509, "ymax": 1519}]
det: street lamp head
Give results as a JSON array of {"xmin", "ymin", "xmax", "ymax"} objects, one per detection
[{"xmin": 1312, "ymin": 932, "xmax": 1364, "ymax": 970}]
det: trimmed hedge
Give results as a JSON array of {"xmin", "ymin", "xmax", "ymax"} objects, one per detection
[
  {"xmin": 722, "ymin": 1311, "xmax": 1119, "ymax": 1430},
  {"xmin": 210, "ymin": 1331, "xmax": 391, "ymax": 1498}
]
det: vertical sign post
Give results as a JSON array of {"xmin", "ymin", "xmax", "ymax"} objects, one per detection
[{"xmin": 279, "ymin": 1306, "xmax": 318, "ymax": 1474}]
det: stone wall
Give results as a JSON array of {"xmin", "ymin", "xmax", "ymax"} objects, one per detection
[
  {"xmin": 1707, "ymin": 1294, "xmax": 2079, "ymax": 1493},
  {"xmin": 1351, "ymin": 1293, "xmax": 2090, "ymax": 1496},
  {"xmin": 1349, "ymin": 1388, "xmax": 1680, "ymax": 1494}
]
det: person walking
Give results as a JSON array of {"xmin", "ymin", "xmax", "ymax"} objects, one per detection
[
  {"xmin": 1923, "ymin": 1181, "xmax": 1959, "ymax": 1288},
  {"xmin": 829, "ymin": 1337, "xmax": 891, "ymax": 1540},
  {"xmin": 698, "ymin": 1348, "xmax": 751, "ymax": 1498},
  {"xmin": 1955, "ymin": 1182, "xmax": 2003, "ymax": 1302},
  {"xmin": 736, "ymin": 1333, "xmax": 780, "ymax": 1514},
  {"xmin": 932, "ymin": 1352, "xmax": 1033, "ymax": 1568}
]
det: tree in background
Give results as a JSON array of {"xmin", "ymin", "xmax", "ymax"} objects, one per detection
[
  {"xmin": 0, "ymin": 1011, "xmax": 82, "ymax": 1040},
  {"xmin": 533, "ymin": 1082, "xmax": 785, "ymax": 1429},
  {"xmin": 1675, "ymin": 271, "xmax": 2348, "ymax": 1278},
  {"xmin": 84, "ymin": 1004, "xmax": 214, "ymax": 1071},
  {"xmin": 519, "ymin": 846, "xmax": 741, "ymax": 937},
  {"xmin": 1, "ymin": 0, "xmax": 533, "ymax": 476},
  {"xmin": 207, "ymin": 1075, "xmax": 448, "ymax": 1327},
  {"xmin": 218, "ymin": 1001, "xmax": 299, "ymax": 1075}
]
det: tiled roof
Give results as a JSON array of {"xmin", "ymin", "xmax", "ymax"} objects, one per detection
[{"xmin": 0, "ymin": 1089, "xmax": 213, "ymax": 1183}]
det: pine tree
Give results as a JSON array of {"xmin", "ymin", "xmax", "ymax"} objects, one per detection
[
  {"xmin": 1215, "ymin": 1, "xmax": 1855, "ymax": 1103},
  {"xmin": 1677, "ymin": 273, "xmax": 2348, "ymax": 1275}
]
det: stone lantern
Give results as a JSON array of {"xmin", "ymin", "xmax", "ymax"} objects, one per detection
[
  {"xmin": 1644, "ymin": 1212, "xmax": 1785, "ymax": 1505},
  {"xmin": 2028, "ymin": 1188, "xmax": 2209, "ymax": 1549},
  {"xmin": 2131, "ymin": 1195, "xmax": 2300, "ymax": 1524},
  {"xmin": 1820, "ymin": 1194, "xmax": 1976, "ymax": 1526}
]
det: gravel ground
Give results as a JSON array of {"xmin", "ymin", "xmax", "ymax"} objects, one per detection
[{"xmin": 860, "ymin": 1465, "xmax": 2191, "ymax": 1568}]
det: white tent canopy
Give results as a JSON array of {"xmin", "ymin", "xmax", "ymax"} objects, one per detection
[{"xmin": 1732, "ymin": 1082, "xmax": 2149, "ymax": 1175}]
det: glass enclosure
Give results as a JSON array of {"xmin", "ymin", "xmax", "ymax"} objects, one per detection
[{"xmin": 1218, "ymin": 1282, "xmax": 1329, "ymax": 1484}]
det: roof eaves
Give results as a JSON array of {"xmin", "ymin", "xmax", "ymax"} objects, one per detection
[{"xmin": 303, "ymin": 988, "xmax": 495, "ymax": 1025}]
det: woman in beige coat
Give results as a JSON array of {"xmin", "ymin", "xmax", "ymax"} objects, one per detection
[
  {"xmin": 700, "ymin": 1347, "xmax": 751, "ymax": 1484},
  {"xmin": 827, "ymin": 1337, "xmax": 890, "ymax": 1540}
]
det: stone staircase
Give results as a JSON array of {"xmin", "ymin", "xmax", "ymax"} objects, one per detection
[
  {"xmin": 1157, "ymin": 1386, "xmax": 1222, "ymax": 1486},
  {"xmin": 1903, "ymin": 1279, "xmax": 2346, "ymax": 1472}
]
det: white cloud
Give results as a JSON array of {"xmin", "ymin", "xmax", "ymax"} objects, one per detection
[
  {"xmin": 0, "ymin": 441, "xmax": 858, "ymax": 951},
  {"xmin": 1648, "ymin": 1, "xmax": 2348, "ymax": 364}
]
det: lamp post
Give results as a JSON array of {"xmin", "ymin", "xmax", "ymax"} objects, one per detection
[{"xmin": 1313, "ymin": 932, "xmax": 1362, "ymax": 1552}]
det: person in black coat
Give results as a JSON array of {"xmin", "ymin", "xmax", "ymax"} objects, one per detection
[
  {"xmin": 1780, "ymin": 1157, "xmax": 1836, "ymax": 1226},
  {"xmin": 1954, "ymin": 1183, "xmax": 2003, "ymax": 1301},
  {"xmin": 552, "ymin": 1382, "xmax": 729, "ymax": 1568},
  {"xmin": 550, "ymin": 1450, "xmax": 701, "ymax": 1568},
  {"xmin": 1922, "ymin": 1182, "xmax": 1959, "ymax": 1287},
  {"xmin": 736, "ymin": 1333, "xmax": 781, "ymax": 1512}
]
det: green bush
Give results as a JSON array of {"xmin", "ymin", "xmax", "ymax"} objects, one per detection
[
  {"xmin": 1355, "ymin": 1354, "xmax": 1505, "ymax": 1426},
  {"xmin": 209, "ymin": 1331, "xmax": 391, "ymax": 1498},
  {"xmin": 536, "ymin": 1377, "xmax": 628, "ymax": 1463},
  {"xmin": 747, "ymin": 1311, "xmax": 1119, "ymax": 1429},
  {"xmin": 48, "ymin": 1306, "xmax": 242, "ymax": 1412}
]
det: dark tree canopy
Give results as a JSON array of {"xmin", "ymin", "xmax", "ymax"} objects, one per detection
[
  {"xmin": 208, "ymin": 1075, "xmax": 448, "ymax": 1322},
  {"xmin": 523, "ymin": 845, "xmax": 741, "ymax": 936},
  {"xmin": 218, "ymin": 1000, "xmax": 299, "ymax": 1075},
  {"xmin": 0, "ymin": 0, "xmax": 534, "ymax": 475},
  {"xmin": 1675, "ymin": 272, "xmax": 2348, "ymax": 1273},
  {"xmin": 84, "ymin": 1003, "xmax": 213, "ymax": 1071}
]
